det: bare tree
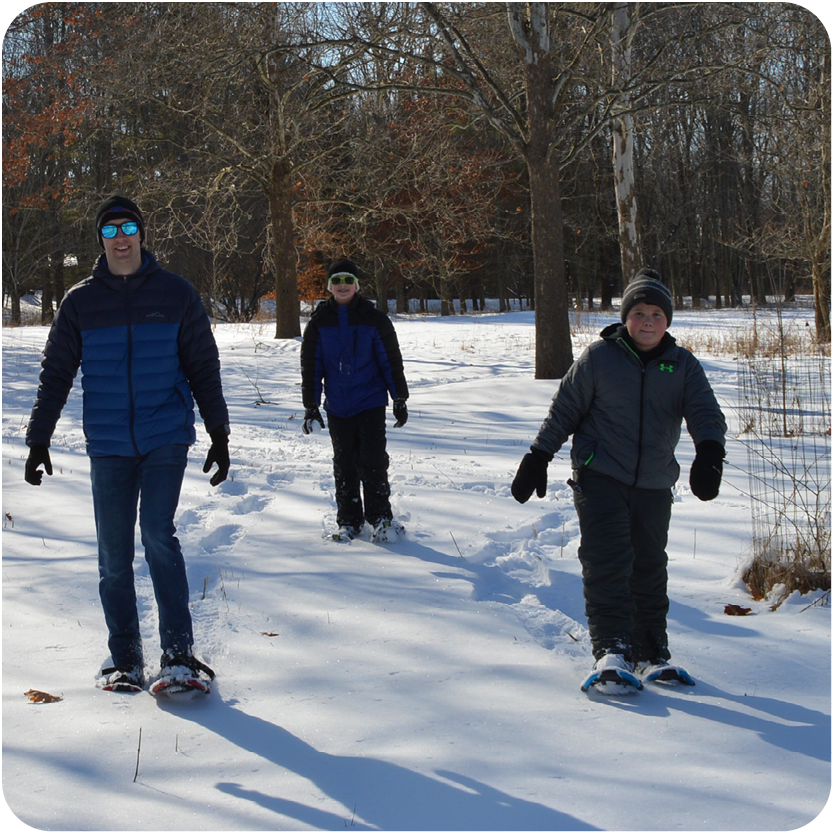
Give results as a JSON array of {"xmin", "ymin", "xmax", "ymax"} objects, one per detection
[
  {"xmin": 744, "ymin": 4, "xmax": 830, "ymax": 339},
  {"xmin": 105, "ymin": 3, "xmax": 374, "ymax": 338},
  {"xmin": 2, "ymin": 3, "xmax": 100, "ymax": 323},
  {"xmin": 340, "ymin": 3, "xmax": 749, "ymax": 377},
  {"xmin": 609, "ymin": 2, "xmax": 643, "ymax": 284}
]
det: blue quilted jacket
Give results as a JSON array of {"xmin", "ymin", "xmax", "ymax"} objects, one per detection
[
  {"xmin": 26, "ymin": 250, "xmax": 229, "ymax": 457},
  {"xmin": 300, "ymin": 295, "xmax": 408, "ymax": 418}
]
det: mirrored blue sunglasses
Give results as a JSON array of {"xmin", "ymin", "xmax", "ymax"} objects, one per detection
[{"xmin": 101, "ymin": 221, "xmax": 140, "ymax": 239}]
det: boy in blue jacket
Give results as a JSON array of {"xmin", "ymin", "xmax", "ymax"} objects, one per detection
[
  {"xmin": 24, "ymin": 195, "xmax": 229, "ymax": 694},
  {"xmin": 300, "ymin": 259, "xmax": 409, "ymax": 542}
]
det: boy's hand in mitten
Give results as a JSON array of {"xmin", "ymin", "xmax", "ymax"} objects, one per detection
[
  {"xmin": 511, "ymin": 448, "xmax": 550, "ymax": 503},
  {"xmin": 302, "ymin": 407, "xmax": 325, "ymax": 435},
  {"xmin": 689, "ymin": 440, "xmax": 724, "ymax": 501},
  {"xmin": 392, "ymin": 398, "xmax": 408, "ymax": 428}
]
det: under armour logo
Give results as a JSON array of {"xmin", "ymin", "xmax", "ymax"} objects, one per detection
[{"xmin": 659, "ymin": 363, "xmax": 675, "ymax": 372}]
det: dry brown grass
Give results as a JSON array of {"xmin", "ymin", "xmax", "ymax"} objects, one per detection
[
  {"xmin": 742, "ymin": 531, "xmax": 831, "ymax": 609},
  {"xmin": 675, "ymin": 322, "xmax": 830, "ymax": 359}
]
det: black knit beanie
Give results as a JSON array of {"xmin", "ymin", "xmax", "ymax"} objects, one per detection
[
  {"xmin": 620, "ymin": 268, "xmax": 673, "ymax": 325},
  {"xmin": 95, "ymin": 195, "xmax": 145, "ymax": 248},
  {"xmin": 327, "ymin": 258, "xmax": 359, "ymax": 279}
]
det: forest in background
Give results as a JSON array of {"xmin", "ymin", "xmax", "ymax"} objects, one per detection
[{"xmin": 2, "ymin": 2, "xmax": 830, "ymax": 377}]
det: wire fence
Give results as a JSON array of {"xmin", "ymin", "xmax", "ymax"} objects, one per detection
[{"xmin": 737, "ymin": 355, "xmax": 831, "ymax": 603}]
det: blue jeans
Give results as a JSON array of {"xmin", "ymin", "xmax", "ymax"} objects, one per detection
[{"xmin": 89, "ymin": 444, "xmax": 192, "ymax": 666}]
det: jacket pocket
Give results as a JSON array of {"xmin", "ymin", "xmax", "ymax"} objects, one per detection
[{"xmin": 572, "ymin": 439, "xmax": 597, "ymax": 469}]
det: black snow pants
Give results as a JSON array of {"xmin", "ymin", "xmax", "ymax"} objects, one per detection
[
  {"xmin": 572, "ymin": 469, "xmax": 674, "ymax": 662},
  {"xmin": 327, "ymin": 406, "xmax": 392, "ymax": 528}
]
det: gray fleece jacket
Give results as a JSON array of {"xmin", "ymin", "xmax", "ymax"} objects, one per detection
[{"xmin": 532, "ymin": 324, "xmax": 726, "ymax": 490}]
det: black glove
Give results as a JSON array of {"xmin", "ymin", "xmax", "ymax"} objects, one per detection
[
  {"xmin": 203, "ymin": 426, "xmax": 230, "ymax": 486},
  {"xmin": 302, "ymin": 407, "xmax": 325, "ymax": 435},
  {"xmin": 689, "ymin": 440, "xmax": 724, "ymax": 501},
  {"xmin": 24, "ymin": 444, "xmax": 52, "ymax": 486},
  {"xmin": 511, "ymin": 448, "xmax": 550, "ymax": 503},
  {"xmin": 393, "ymin": 398, "xmax": 408, "ymax": 428}
]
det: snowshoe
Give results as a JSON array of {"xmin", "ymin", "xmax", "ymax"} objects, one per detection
[
  {"xmin": 370, "ymin": 518, "xmax": 405, "ymax": 544},
  {"xmin": 150, "ymin": 649, "xmax": 214, "ymax": 697},
  {"xmin": 581, "ymin": 653, "xmax": 643, "ymax": 695},
  {"xmin": 332, "ymin": 524, "xmax": 362, "ymax": 542},
  {"xmin": 637, "ymin": 660, "xmax": 695, "ymax": 686},
  {"xmin": 97, "ymin": 664, "xmax": 145, "ymax": 693}
]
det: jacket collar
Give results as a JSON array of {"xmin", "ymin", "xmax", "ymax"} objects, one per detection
[
  {"xmin": 327, "ymin": 293, "xmax": 364, "ymax": 313},
  {"xmin": 92, "ymin": 247, "xmax": 159, "ymax": 286},
  {"xmin": 600, "ymin": 322, "xmax": 677, "ymax": 363}
]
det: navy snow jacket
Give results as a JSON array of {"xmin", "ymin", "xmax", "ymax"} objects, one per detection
[
  {"xmin": 26, "ymin": 250, "xmax": 229, "ymax": 457},
  {"xmin": 300, "ymin": 295, "xmax": 408, "ymax": 418}
]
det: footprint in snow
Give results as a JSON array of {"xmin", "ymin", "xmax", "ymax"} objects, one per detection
[
  {"xmin": 232, "ymin": 494, "xmax": 270, "ymax": 515},
  {"xmin": 199, "ymin": 523, "xmax": 244, "ymax": 553},
  {"xmin": 217, "ymin": 479, "xmax": 247, "ymax": 496},
  {"xmin": 266, "ymin": 470, "xmax": 295, "ymax": 488},
  {"xmin": 177, "ymin": 508, "xmax": 204, "ymax": 529}
]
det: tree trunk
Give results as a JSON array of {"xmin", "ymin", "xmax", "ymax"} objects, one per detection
[
  {"xmin": 813, "ymin": 258, "xmax": 831, "ymax": 341},
  {"xmin": 376, "ymin": 264, "xmax": 390, "ymax": 313},
  {"xmin": 9, "ymin": 290, "xmax": 21, "ymax": 326},
  {"xmin": 268, "ymin": 159, "xmax": 301, "ymax": 339},
  {"xmin": 41, "ymin": 262, "xmax": 54, "ymax": 325},
  {"xmin": 527, "ymin": 129, "xmax": 572, "ymax": 379},
  {"xmin": 395, "ymin": 271, "xmax": 406, "ymax": 314},
  {"xmin": 508, "ymin": 2, "xmax": 573, "ymax": 379},
  {"xmin": 610, "ymin": 3, "xmax": 642, "ymax": 284}
]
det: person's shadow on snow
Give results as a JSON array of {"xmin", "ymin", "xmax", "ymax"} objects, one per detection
[{"xmin": 166, "ymin": 697, "xmax": 597, "ymax": 831}]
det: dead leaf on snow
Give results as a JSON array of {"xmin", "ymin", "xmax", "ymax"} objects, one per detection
[
  {"xmin": 24, "ymin": 689, "xmax": 63, "ymax": 704},
  {"xmin": 724, "ymin": 604, "xmax": 753, "ymax": 616}
]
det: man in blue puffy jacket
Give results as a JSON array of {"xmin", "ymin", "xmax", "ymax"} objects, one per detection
[
  {"xmin": 300, "ymin": 258, "xmax": 409, "ymax": 543},
  {"xmin": 24, "ymin": 195, "xmax": 229, "ymax": 694}
]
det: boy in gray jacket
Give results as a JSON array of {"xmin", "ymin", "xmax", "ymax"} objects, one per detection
[{"xmin": 511, "ymin": 269, "xmax": 726, "ymax": 693}]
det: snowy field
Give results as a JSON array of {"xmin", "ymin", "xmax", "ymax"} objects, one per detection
[{"xmin": 1, "ymin": 303, "xmax": 830, "ymax": 831}]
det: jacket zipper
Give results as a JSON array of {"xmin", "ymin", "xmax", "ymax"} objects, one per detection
[
  {"xmin": 124, "ymin": 276, "xmax": 141, "ymax": 456},
  {"xmin": 620, "ymin": 339, "xmax": 646, "ymax": 487},
  {"xmin": 634, "ymin": 366, "xmax": 646, "ymax": 487}
]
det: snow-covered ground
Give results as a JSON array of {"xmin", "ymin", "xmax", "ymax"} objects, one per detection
[{"xmin": 2, "ymin": 304, "xmax": 830, "ymax": 831}]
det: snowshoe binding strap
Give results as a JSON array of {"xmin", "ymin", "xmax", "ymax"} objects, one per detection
[{"xmin": 162, "ymin": 653, "xmax": 215, "ymax": 680}]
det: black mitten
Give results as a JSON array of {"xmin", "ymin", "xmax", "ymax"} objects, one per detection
[
  {"xmin": 393, "ymin": 398, "xmax": 408, "ymax": 428},
  {"xmin": 689, "ymin": 440, "xmax": 724, "ymax": 501},
  {"xmin": 511, "ymin": 448, "xmax": 550, "ymax": 504},
  {"xmin": 302, "ymin": 407, "xmax": 325, "ymax": 435}
]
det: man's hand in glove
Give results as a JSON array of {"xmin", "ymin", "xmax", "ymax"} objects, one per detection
[
  {"xmin": 24, "ymin": 445, "xmax": 53, "ymax": 486},
  {"xmin": 203, "ymin": 426, "xmax": 230, "ymax": 486}
]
